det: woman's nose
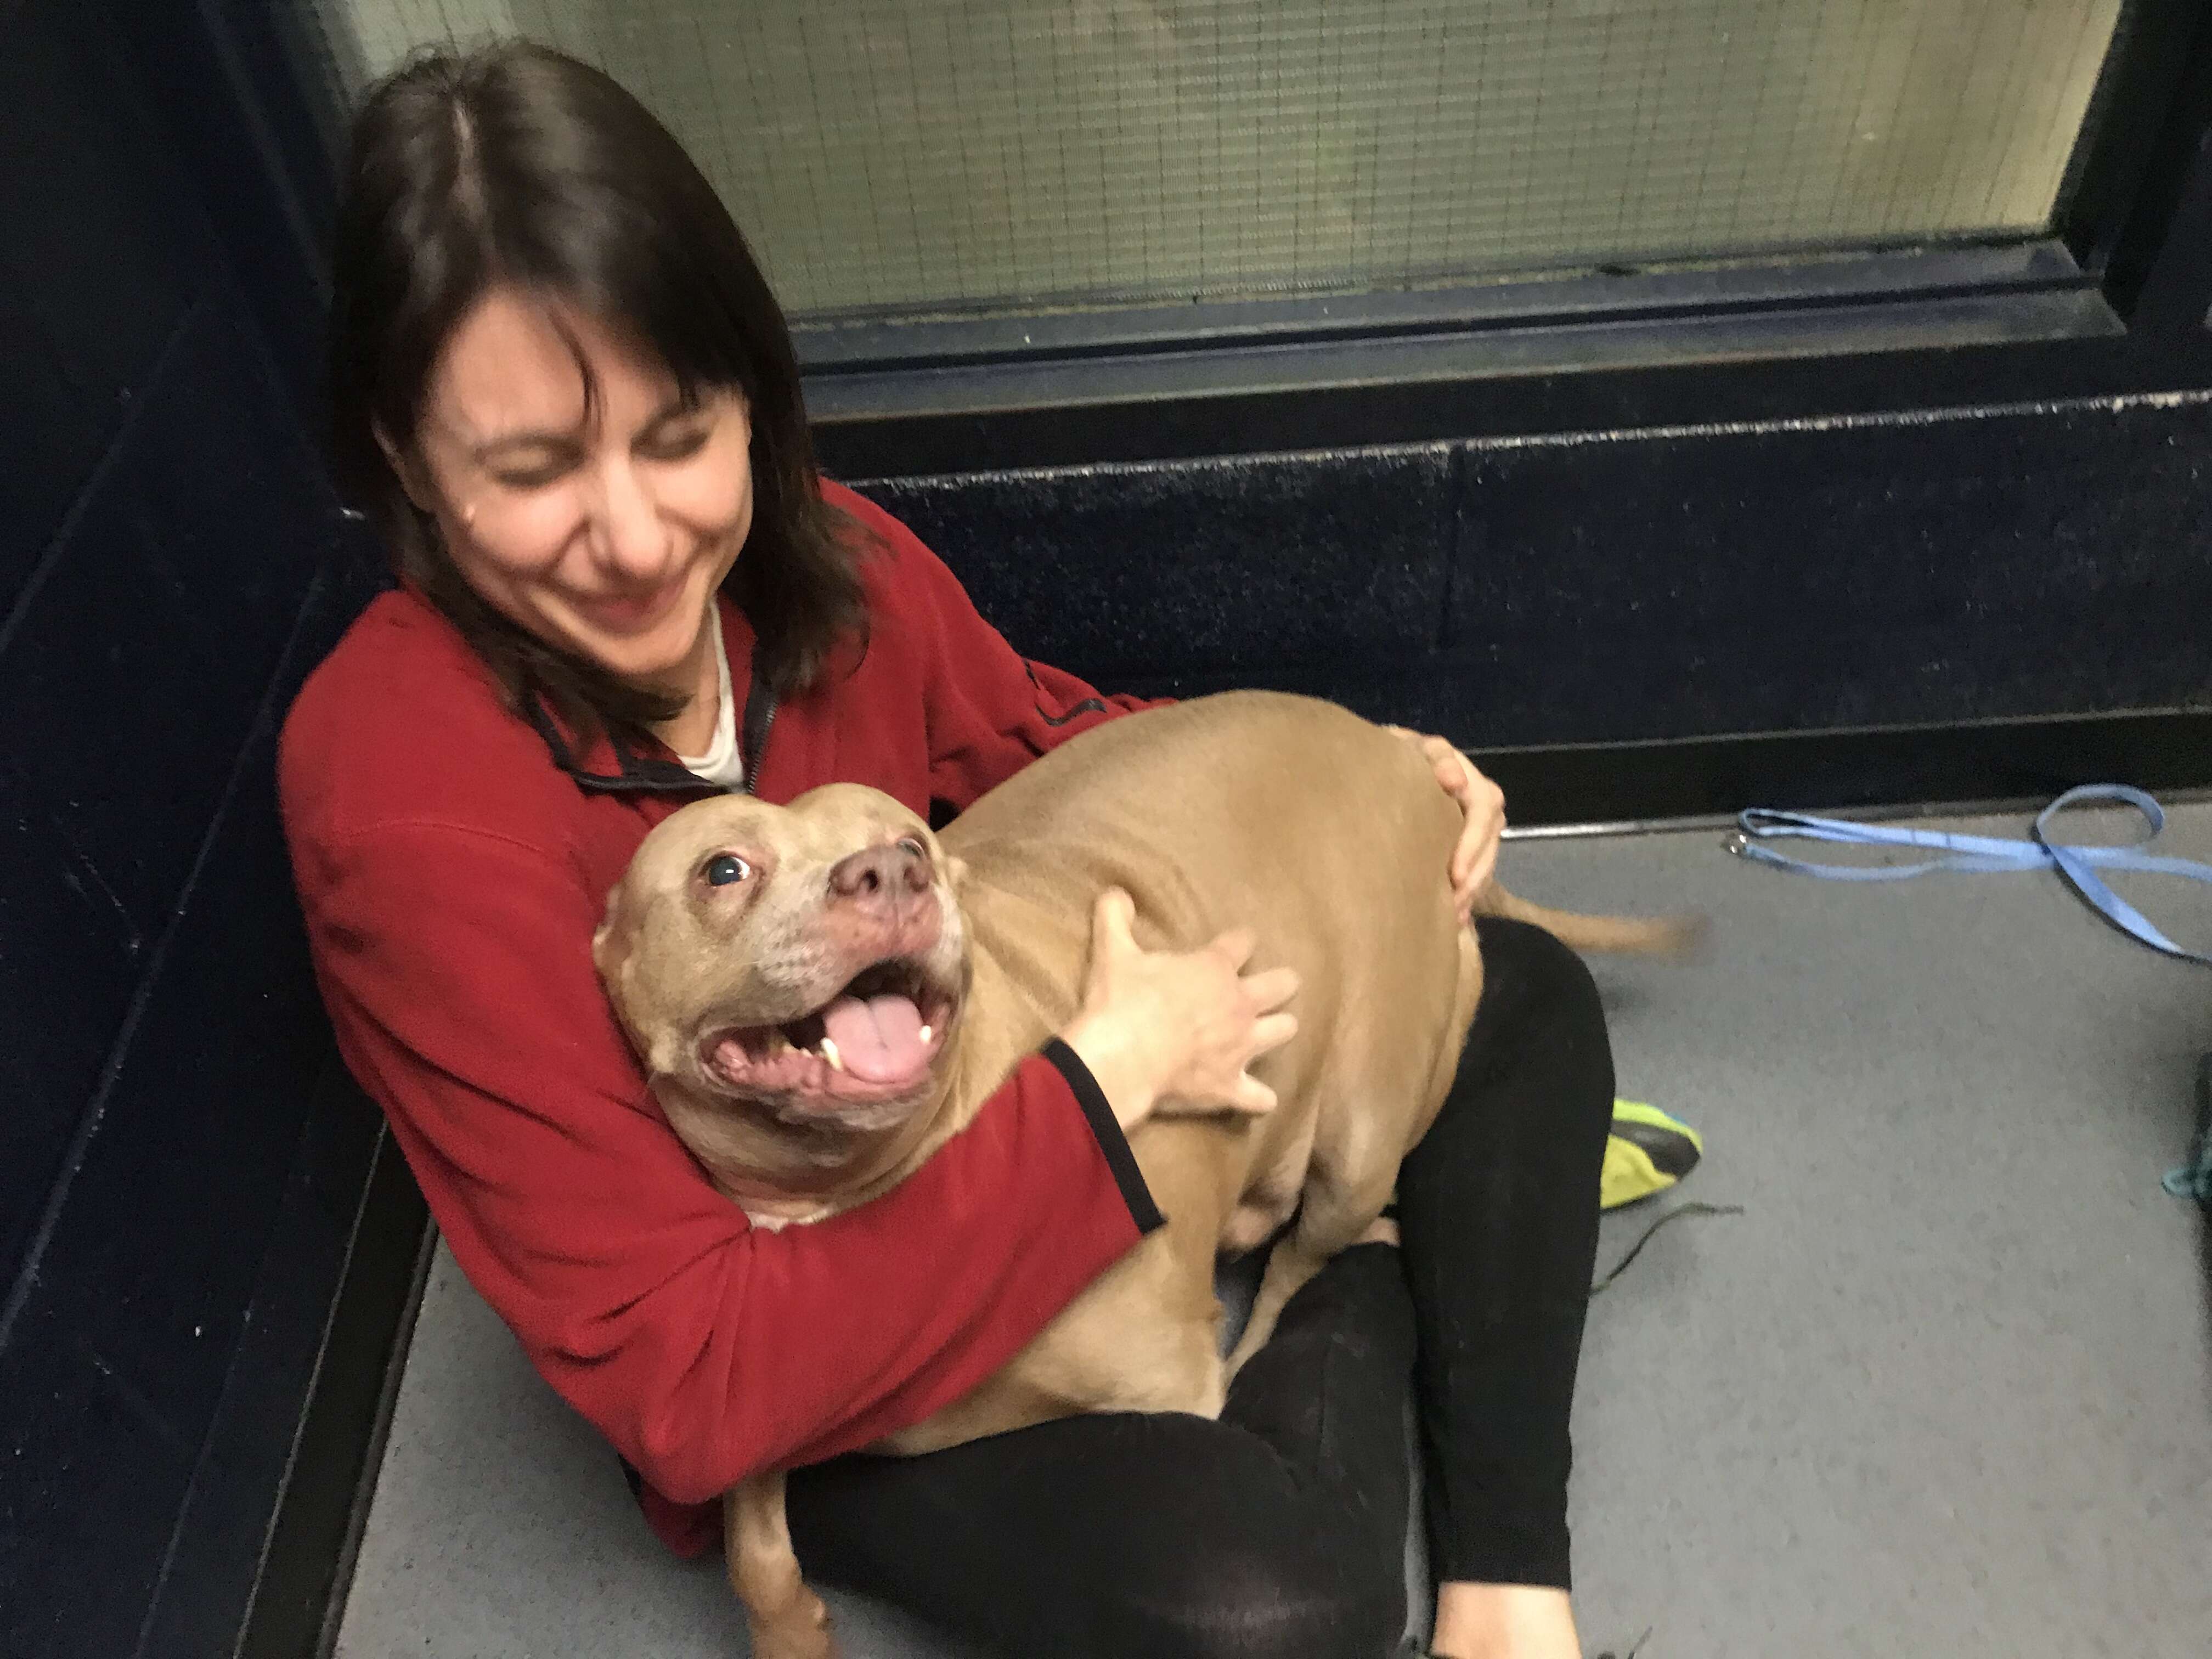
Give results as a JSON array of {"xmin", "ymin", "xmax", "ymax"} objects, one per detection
[{"xmin": 588, "ymin": 458, "xmax": 673, "ymax": 580}]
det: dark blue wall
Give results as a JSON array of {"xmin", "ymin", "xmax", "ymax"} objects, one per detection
[
  {"xmin": 856, "ymin": 394, "xmax": 2212, "ymax": 746},
  {"xmin": 0, "ymin": 2, "xmax": 385, "ymax": 1654}
]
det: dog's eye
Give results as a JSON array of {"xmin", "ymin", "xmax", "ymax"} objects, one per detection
[
  {"xmin": 898, "ymin": 836, "xmax": 926, "ymax": 859},
  {"xmin": 703, "ymin": 853, "xmax": 752, "ymax": 888}
]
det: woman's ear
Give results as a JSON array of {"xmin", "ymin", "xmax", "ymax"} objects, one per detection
[{"xmin": 374, "ymin": 423, "xmax": 437, "ymax": 514}]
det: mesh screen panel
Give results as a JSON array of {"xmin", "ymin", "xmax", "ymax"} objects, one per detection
[{"xmin": 315, "ymin": 1, "xmax": 2128, "ymax": 322}]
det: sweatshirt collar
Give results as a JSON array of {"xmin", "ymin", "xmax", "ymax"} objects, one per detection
[{"xmin": 521, "ymin": 599, "xmax": 776, "ymax": 797}]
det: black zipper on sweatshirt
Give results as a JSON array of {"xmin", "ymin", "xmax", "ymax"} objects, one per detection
[{"xmin": 527, "ymin": 656, "xmax": 775, "ymax": 798}]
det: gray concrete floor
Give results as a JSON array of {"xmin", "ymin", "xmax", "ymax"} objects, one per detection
[{"xmin": 336, "ymin": 806, "xmax": 2212, "ymax": 1658}]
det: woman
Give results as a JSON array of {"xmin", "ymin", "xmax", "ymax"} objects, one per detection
[{"xmin": 282, "ymin": 41, "xmax": 1616, "ymax": 1659}]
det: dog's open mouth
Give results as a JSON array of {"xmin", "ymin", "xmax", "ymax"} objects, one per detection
[{"xmin": 701, "ymin": 956, "xmax": 956, "ymax": 1104}]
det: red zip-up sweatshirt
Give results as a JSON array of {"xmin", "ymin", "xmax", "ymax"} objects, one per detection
[{"xmin": 278, "ymin": 482, "xmax": 1166, "ymax": 1557}]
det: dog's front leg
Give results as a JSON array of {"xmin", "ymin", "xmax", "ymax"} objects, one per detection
[{"xmin": 725, "ymin": 1470, "xmax": 837, "ymax": 1659}]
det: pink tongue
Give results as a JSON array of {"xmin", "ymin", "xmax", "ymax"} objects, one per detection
[{"xmin": 821, "ymin": 993, "xmax": 929, "ymax": 1083}]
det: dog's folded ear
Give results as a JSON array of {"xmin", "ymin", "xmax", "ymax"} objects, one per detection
[
  {"xmin": 592, "ymin": 893, "xmax": 652, "ymax": 1053},
  {"xmin": 591, "ymin": 893, "xmax": 632, "ymax": 981},
  {"xmin": 946, "ymin": 854, "xmax": 970, "ymax": 890}
]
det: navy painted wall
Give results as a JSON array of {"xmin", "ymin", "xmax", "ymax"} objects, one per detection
[
  {"xmin": 853, "ymin": 393, "xmax": 2212, "ymax": 748},
  {"xmin": 0, "ymin": 2, "xmax": 385, "ymax": 1654}
]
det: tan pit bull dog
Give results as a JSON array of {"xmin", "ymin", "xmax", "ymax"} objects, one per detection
[{"xmin": 594, "ymin": 690, "xmax": 1695, "ymax": 1659}]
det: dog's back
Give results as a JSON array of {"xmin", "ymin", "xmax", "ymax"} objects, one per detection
[{"xmin": 944, "ymin": 689, "xmax": 1475, "ymax": 1033}]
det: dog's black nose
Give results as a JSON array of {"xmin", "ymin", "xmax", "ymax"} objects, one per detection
[{"xmin": 828, "ymin": 839, "xmax": 930, "ymax": 906}]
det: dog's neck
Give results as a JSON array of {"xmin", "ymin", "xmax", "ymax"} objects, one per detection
[{"xmin": 668, "ymin": 1092, "xmax": 949, "ymax": 1223}]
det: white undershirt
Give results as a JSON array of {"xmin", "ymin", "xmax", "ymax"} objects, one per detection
[{"xmin": 675, "ymin": 607, "xmax": 747, "ymax": 789}]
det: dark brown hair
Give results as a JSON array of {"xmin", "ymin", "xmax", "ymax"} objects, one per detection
[{"xmin": 326, "ymin": 40, "xmax": 868, "ymax": 741}]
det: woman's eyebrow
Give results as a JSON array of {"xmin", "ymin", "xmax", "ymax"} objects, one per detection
[{"xmin": 462, "ymin": 394, "xmax": 695, "ymax": 460}]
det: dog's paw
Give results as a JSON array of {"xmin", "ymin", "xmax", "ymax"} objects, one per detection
[{"xmin": 747, "ymin": 1598, "xmax": 838, "ymax": 1659}]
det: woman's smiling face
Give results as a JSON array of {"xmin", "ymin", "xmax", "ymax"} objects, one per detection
[{"xmin": 394, "ymin": 285, "xmax": 753, "ymax": 696}]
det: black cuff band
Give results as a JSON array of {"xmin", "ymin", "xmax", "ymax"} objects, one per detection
[{"xmin": 1040, "ymin": 1037, "xmax": 1165, "ymax": 1234}]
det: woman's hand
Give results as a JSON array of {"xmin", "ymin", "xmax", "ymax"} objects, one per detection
[
  {"xmin": 1387, "ymin": 726, "xmax": 1506, "ymax": 927},
  {"xmin": 1058, "ymin": 890, "xmax": 1300, "ymax": 1132}
]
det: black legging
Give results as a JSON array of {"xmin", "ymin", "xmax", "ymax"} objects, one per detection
[{"xmin": 785, "ymin": 918, "xmax": 1616, "ymax": 1659}]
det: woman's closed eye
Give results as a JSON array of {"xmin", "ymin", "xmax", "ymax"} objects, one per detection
[
  {"xmin": 485, "ymin": 443, "xmax": 580, "ymax": 491},
  {"xmin": 638, "ymin": 421, "xmax": 710, "ymax": 462}
]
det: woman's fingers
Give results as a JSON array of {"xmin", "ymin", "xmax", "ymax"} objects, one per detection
[
  {"xmin": 1422, "ymin": 740, "xmax": 1505, "ymax": 918},
  {"xmin": 1090, "ymin": 887, "xmax": 1137, "ymax": 954},
  {"xmin": 1093, "ymin": 886, "xmax": 1136, "ymax": 932},
  {"xmin": 1071, "ymin": 889, "xmax": 1307, "ymax": 1122},
  {"xmin": 1226, "ymin": 1073, "xmax": 1278, "ymax": 1115},
  {"xmin": 1449, "ymin": 811, "xmax": 1481, "ymax": 887},
  {"xmin": 1208, "ymin": 924, "xmax": 1259, "ymax": 970},
  {"xmin": 1456, "ymin": 823, "xmax": 1501, "ymax": 923},
  {"xmin": 1386, "ymin": 724, "xmax": 1508, "ymax": 913},
  {"xmin": 1240, "ymin": 964, "xmax": 1301, "ymax": 1015},
  {"xmin": 1452, "ymin": 805, "xmax": 1500, "ymax": 893},
  {"xmin": 1246, "ymin": 1009, "xmax": 1300, "ymax": 1058}
]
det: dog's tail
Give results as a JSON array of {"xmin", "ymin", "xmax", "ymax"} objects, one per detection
[{"xmin": 1474, "ymin": 885, "xmax": 1707, "ymax": 956}]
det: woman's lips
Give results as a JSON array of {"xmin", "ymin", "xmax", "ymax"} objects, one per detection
[{"xmin": 573, "ymin": 580, "xmax": 685, "ymax": 635}]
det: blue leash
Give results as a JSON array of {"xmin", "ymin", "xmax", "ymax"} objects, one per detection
[{"xmin": 1725, "ymin": 784, "xmax": 2212, "ymax": 1203}]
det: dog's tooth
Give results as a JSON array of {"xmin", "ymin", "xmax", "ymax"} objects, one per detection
[
  {"xmin": 820, "ymin": 1036, "xmax": 844, "ymax": 1073},
  {"xmin": 917, "ymin": 1025, "xmax": 933, "ymax": 1045}
]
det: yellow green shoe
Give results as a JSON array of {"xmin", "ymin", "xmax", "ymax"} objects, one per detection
[{"xmin": 1601, "ymin": 1099, "xmax": 1702, "ymax": 1210}]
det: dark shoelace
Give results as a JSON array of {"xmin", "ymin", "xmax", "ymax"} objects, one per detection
[{"xmin": 1588, "ymin": 1201, "xmax": 1743, "ymax": 1296}]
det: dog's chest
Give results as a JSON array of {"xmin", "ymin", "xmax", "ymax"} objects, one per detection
[{"xmin": 737, "ymin": 1201, "xmax": 838, "ymax": 1232}]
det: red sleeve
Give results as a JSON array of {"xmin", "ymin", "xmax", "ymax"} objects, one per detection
[
  {"xmin": 834, "ymin": 487, "xmax": 1170, "ymax": 812},
  {"xmin": 296, "ymin": 817, "xmax": 1160, "ymax": 1509}
]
